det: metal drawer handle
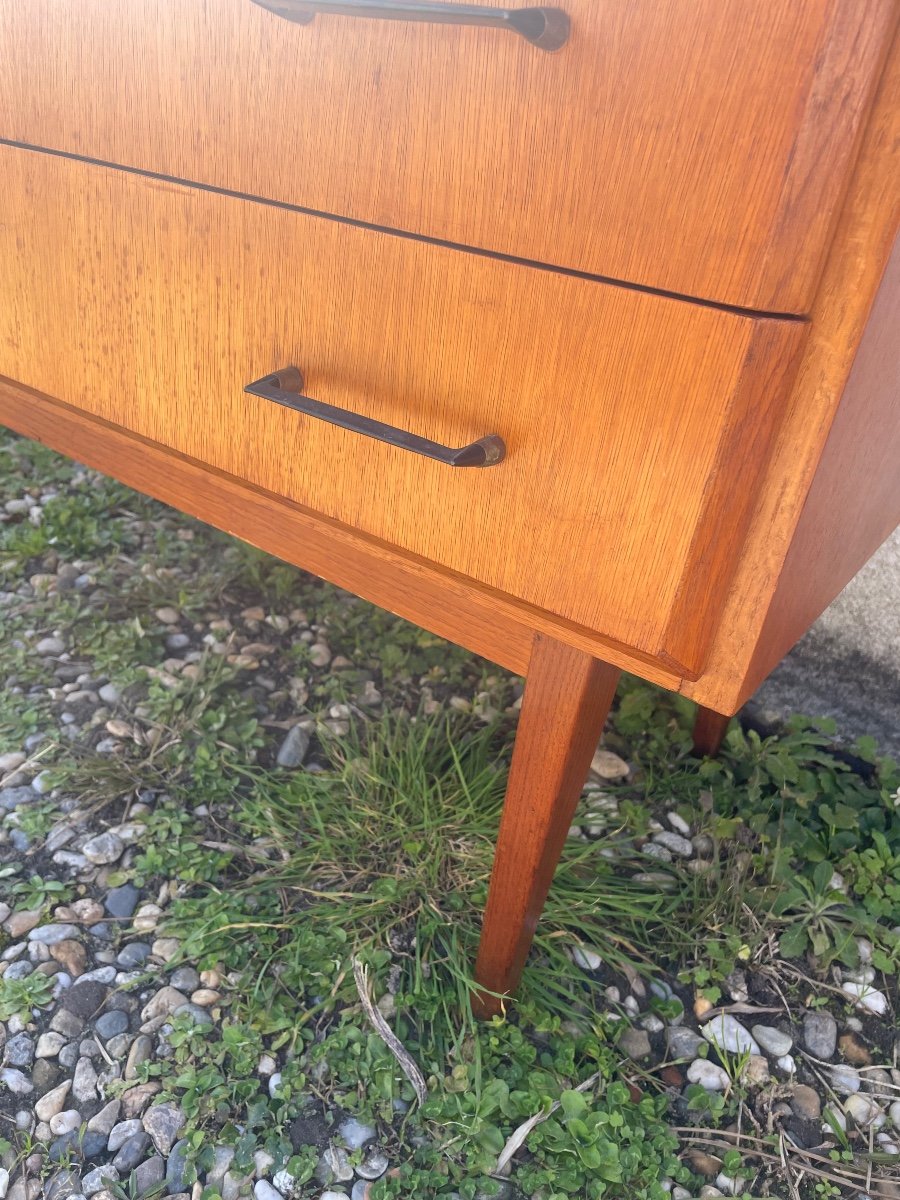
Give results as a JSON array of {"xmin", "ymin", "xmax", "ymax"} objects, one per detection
[
  {"xmin": 252, "ymin": 0, "xmax": 570, "ymax": 51},
  {"xmin": 246, "ymin": 367, "xmax": 506, "ymax": 467}
]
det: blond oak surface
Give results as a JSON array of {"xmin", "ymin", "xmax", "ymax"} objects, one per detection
[
  {"xmin": 0, "ymin": 145, "xmax": 807, "ymax": 678},
  {"xmin": 0, "ymin": 0, "xmax": 895, "ymax": 313}
]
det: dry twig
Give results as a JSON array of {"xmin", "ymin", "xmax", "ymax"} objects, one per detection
[
  {"xmin": 496, "ymin": 1070, "xmax": 602, "ymax": 1175},
  {"xmin": 352, "ymin": 957, "xmax": 427, "ymax": 1106}
]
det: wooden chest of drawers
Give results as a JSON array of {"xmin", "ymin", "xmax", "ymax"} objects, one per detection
[{"xmin": 1, "ymin": 0, "xmax": 898, "ymax": 1013}]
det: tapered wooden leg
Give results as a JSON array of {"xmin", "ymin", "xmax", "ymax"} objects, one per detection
[
  {"xmin": 692, "ymin": 705, "xmax": 731, "ymax": 757},
  {"xmin": 472, "ymin": 634, "xmax": 620, "ymax": 1017}
]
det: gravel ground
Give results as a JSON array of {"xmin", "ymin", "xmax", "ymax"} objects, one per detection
[{"xmin": 1, "ymin": 436, "xmax": 899, "ymax": 1200}]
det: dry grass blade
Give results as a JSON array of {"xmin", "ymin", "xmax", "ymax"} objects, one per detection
[
  {"xmin": 352, "ymin": 957, "xmax": 427, "ymax": 1106},
  {"xmin": 496, "ymin": 1070, "xmax": 602, "ymax": 1175}
]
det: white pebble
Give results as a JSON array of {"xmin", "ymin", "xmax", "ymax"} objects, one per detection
[
  {"xmin": 701, "ymin": 1015, "xmax": 760, "ymax": 1056},
  {"xmin": 0, "ymin": 1068, "xmax": 32, "ymax": 1094},
  {"xmin": 840, "ymin": 981, "xmax": 888, "ymax": 1015},
  {"xmin": 845, "ymin": 1094, "xmax": 886, "ymax": 1129},
  {"xmin": 667, "ymin": 811, "xmax": 692, "ymax": 836},
  {"xmin": 829, "ymin": 1064, "xmax": 861, "ymax": 1094},
  {"xmin": 49, "ymin": 1110, "xmax": 82, "ymax": 1135},
  {"xmin": 652, "ymin": 831, "xmax": 693, "ymax": 858},
  {"xmin": 890, "ymin": 1099, "xmax": 900, "ymax": 1130},
  {"xmin": 686, "ymin": 1059, "xmax": 730, "ymax": 1091},
  {"xmin": 776, "ymin": 1054, "xmax": 796, "ymax": 1076},
  {"xmin": 570, "ymin": 945, "xmax": 603, "ymax": 971},
  {"xmin": 715, "ymin": 1175, "xmax": 744, "ymax": 1195}
]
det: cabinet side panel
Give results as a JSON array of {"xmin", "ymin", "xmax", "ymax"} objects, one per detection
[
  {"xmin": 740, "ymin": 235, "xmax": 900, "ymax": 697},
  {"xmin": 680, "ymin": 28, "xmax": 900, "ymax": 713}
]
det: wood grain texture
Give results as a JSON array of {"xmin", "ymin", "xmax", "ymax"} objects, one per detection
[
  {"xmin": 0, "ymin": 376, "xmax": 690, "ymax": 690},
  {"xmin": 0, "ymin": 145, "xmax": 807, "ymax": 678},
  {"xmin": 691, "ymin": 707, "xmax": 731, "ymax": 758},
  {"xmin": 473, "ymin": 635, "xmax": 620, "ymax": 1015},
  {"xmin": 742, "ymin": 233, "xmax": 900, "ymax": 697},
  {"xmin": 682, "ymin": 27, "xmax": 900, "ymax": 714},
  {"xmin": 0, "ymin": 0, "xmax": 895, "ymax": 312}
]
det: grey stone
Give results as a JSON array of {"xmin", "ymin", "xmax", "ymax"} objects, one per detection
[
  {"xmin": 355, "ymin": 1151, "xmax": 389, "ymax": 1181},
  {"xmin": 751, "ymin": 1025, "xmax": 793, "ymax": 1058},
  {"xmin": 81, "ymin": 833, "xmax": 124, "ymax": 865},
  {"xmin": 172, "ymin": 1003, "xmax": 213, "ymax": 1026},
  {"xmin": 617, "ymin": 1027, "xmax": 652, "ymax": 1060},
  {"xmin": 166, "ymin": 1137, "xmax": 190, "ymax": 1195},
  {"xmin": 803, "ymin": 1012, "xmax": 837, "ymax": 1059},
  {"xmin": 95, "ymin": 1011, "xmax": 129, "ymax": 1041},
  {"xmin": 276, "ymin": 725, "xmax": 311, "ymax": 768},
  {"xmin": 36, "ymin": 1032, "xmax": 68, "ymax": 1059},
  {"xmin": 133, "ymin": 1155, "xmax": 165, "ymax": 1196},
  {"xmin": 87, "ymin": 1099, "xmax": 121, "ymax": 1135},
  {"xmin": 33, "ymin": 1056, "xmax": 62, "ymax": 1089},
  {"xmin": 253, "ymin": 1185, "xmax": 283, "ymax": 1200},
  {"xmin": 73, "ymin": 1057, "xmax": 99, "ymax": 1103},
  {"xmin": 0, "ymin": 1068, "xmax": 32, "ymax": 1094},
  {"xmin": 112, "ymin": 1132, "xmax": 152, "ymax": 1173},
  {"xmin": 352, "ymin": 1183, "xmax": 371, "ymax": 1200},
  {"xmin": 35, "ymin": 637, "xmax": 66, "ymax": 656},
  {"xmin": 206, "ymin": 1145, "xmax": 235, "ymax": 1185},
  {"xmin": 4, "ymin": 1032, "xmax": 35, "ymax": 1067},
  {"xmin": 140, "ymin": 987, "xmax": 188, "ymax": 1023},
  {"xmin": 59, "ymin": 1042, "xmax": 81, "ymax": 1070},
  {"xmin": 338, "ymin": 1117, "xmax": 377, "ymax": 1150},
  {"xmin": 125, "ymin": 1035, "xmax": 153, "ymax": 1081},
  {"xmin": 105, "ymin": 1033, "xmax": 132, "ymax": 1060},
  {"xmin": 651, "ymin": 831, "xmax": 694, "ymax": 858},
  {"xmin": 45, "ymin": 1169, "xmax": 82, "ymax": 1200},
  {"xmin": 104, "ymin": 885, "xmax": 140, "ymax": 919},
  {"xmin": 49, "ymin": 1131, "xmax": 82, "ymax": 1162},
  {"xmin": 0, "ymin": 787, "xmax": 36, "ymax": 812},
  {"xmin": 142, "ymin": 1103, "xmax": 185, "ymax": 1156},
  {"xmin": 81, "ymin": 1132, "xmax": 111, "ymax": 1161},
  {"xmin": 82, "ymin": 1166, "xmax": 118, "ymax": 1197},
  {"xmin": 117, "ymin": 943, "xmax": 151, "ymax": 969},
  {"xmin": 169, "ymin": 966, "xmax": 200, "ymax": 993},
  {"xmin": 107, "ymin": 1119, "xmax": 144, "ymax": 1151},
  {"xmin": 666, "ymin": 1026, "xmax": 704, "ymax": 1059},
  {"xmin": 29, "ymin": 923, "xmax": 80, "ymax": 944},
  {"xmin": 2, "ymin": 961, "xmax": 34, "ymax": 982}
]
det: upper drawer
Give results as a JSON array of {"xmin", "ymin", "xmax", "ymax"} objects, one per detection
[
  {"xmin": 0, "ymin": 145, "xmax": 805, "ymax": 677},
  {"xmin": 0, "ymin": 0, "xmax": 893, "ymax": 313}
]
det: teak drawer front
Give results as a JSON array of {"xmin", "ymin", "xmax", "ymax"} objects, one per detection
[
  {"xmin": 0, "ymin": 148, "xmax": 806, "ymax": 676},
  {"xmin": 0, "ymin": 0, "xmax": 894, "ymax": 313}
]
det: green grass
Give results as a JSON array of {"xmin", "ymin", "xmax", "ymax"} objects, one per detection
[{"xmin": 3, "ymin": 425, "xmax": 900, "ymax": 1199}]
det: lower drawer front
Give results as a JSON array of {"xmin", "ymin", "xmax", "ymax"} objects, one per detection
[{"xmin": 0, "ymin": 147, "xmax": 805, "ymax": 675}]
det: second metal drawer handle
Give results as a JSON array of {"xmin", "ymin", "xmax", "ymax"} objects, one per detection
[
  {"xmin": 245, "ymin": 367, "xmax": 506, "ymax": 467},
  {"xmin": 252, "ymin": 0, "xmax": 570, "ymax": 51}
]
